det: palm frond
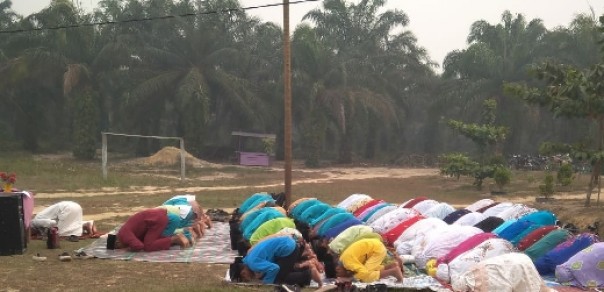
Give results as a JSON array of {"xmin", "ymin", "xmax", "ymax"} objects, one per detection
[
  {"xmin": 127, "ymin": 70, "xmax": 182, "ymax": 106},
  {"xmin": 63, "ymin": 63, "xmax": 90, "ymax": 95}
]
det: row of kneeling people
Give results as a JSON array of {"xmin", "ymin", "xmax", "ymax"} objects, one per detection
[
  {"xmin": 104, "ymin": 194, "xmax": 213, "ymax": 252},
  {"xmin": 228, "ymin": 192, "xmax": 603, "ymax": 291}
]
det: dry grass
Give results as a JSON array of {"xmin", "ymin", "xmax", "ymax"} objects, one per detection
[{"xmin": 1, "ymin": 150, "xmax": 603, "ymax": 291}]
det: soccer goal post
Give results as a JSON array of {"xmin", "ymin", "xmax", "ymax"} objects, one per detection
[{"xmin": 101, "ymin": 132, "xmax": 186, "ymax": 181}]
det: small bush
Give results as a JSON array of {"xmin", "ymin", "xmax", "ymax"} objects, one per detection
[
  {"xmin": 539, "ymin": 173, "xmax": 555, "ymax": 198},
  {"xmin": 493, "ymin": 166, "xmax": 511, "ymax": 190},
  {"xmin": 439, "ymin": 153, "xmax": 477, "ymax": 180},
  {"xmin": 557, "ymin": 163, "xmax": 574, "ymax": 186}
]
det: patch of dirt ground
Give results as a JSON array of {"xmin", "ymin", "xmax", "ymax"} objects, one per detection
[{"xmin": 32, "ymin": 147, "xmax": 604, "ymax": 234}]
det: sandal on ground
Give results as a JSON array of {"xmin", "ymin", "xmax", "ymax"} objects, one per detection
[
  {"xmin": 32, "ymin": 253, "xmax": 47, "ymax": 262},
  {"xmin": 74, "ymin": 250, "xmax": 94, "ymax": 259},
  {"xmin": 59, "ymin": 252, "xmax": 72, "ymax": 262}
]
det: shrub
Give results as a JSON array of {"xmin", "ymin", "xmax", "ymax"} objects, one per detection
[
  {"xmin": 557, "ymin": 163, "xmax": 574, "ymax": 186},
  {"xmin": 439, "ymin": 153, "xmax": 477, "ymax": 180},
  {"xmin": 539, "ymin": 173, "xmax": 555, "ymax": 199},
  {"xmin": 493, "ymin": 166, "xmax": 512, "ymax": 190}
]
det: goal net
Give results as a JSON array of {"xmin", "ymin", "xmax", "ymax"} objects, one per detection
[{"xmin": 101, "ymin": 132, "xmax": 186, "ymax": 181}]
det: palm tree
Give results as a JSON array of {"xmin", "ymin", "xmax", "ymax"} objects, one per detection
[
  {"xmin": 0, "ymin": 0, "xmax": 95, "ymax": 152},
  {"xmin": 111, "ymin": 0, "xmax": 270, "ymax": 157},
  {"xmin": 441, "ymin": 11, "xmax": 548, "ymax": 154},
  {"xmin": 300, "ymin": 0, "xmax": 432, "ymax": 163}
]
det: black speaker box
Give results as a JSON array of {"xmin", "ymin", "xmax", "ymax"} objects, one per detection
[{"xmin": 0, "ymin": 193, "xmax": 26, "ymax": 256}]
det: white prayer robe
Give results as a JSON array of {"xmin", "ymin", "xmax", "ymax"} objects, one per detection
[
  {"xmin": 32, "ymin": 201, "xmax": 83, "ymax": 236},
  {"xmin": 414, "ymin": 225, "xmax": 483, "ymax": 269},
  {"xmin": 438, "ymin": 238, "xmax": 514, "ymax": 284},
  {"xmin": 451, "ymin": 253, "xmax": 553, "ymax": 292},
  {"xmin": 369, "ymin": 207, "xmax": 418, "ymax": 234},
  {"xmin": 393, "ymin": 217, "xmax": 448, "ymax": 255},
  {"xmin": 453, "ymin": 212, "xmax": 486, "ymax": 226}
]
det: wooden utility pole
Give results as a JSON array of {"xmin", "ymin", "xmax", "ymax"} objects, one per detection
[{"xmin": 283, "ymin": 0, "xmax": 293, "ymax": 208}]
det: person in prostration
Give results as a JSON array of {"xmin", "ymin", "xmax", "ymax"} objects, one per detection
[
  {"xmin": 230, "ymin": 235, "xmax": 324, "ymax": 288},
  {"xmin": 161, "ymin": 194, "xmax": 211, "ymax": 238},
  {"xmin": 555, "ymin": 242, "xmax": 604, "ymax": 289},
  {"xmin": 111, "ymin": 207, "xmax": 192, "ymax": 252},
  {"xmin": 335, "ymin": 238, "xmax": 404, "ymax": 283},
  {"xmin": 31, "ymin": 201, "xmax": 97, "ymax": 242}
]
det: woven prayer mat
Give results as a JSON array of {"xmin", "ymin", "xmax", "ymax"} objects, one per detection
[{"xmin": 84, "ymin": 222, "xmax": 238, "ymax": 263}]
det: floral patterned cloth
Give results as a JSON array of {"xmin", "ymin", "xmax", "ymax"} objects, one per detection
[
  {"xmin": 336, "ymin": 194, "xmax": 372, "ymax": 210},
  {"xmin": 496, "ymin": 204, "xmax": 538, "ymax": 221},
  {"xmin": 365, "ymin": 205, "xmax": 398, "ymax": 225},
  {"xmin": 436, "ymin": 238, "xmax": 514, "ymax": 284},
  {"xmin": 555, "ymin": 242, "xmax": 604, "ymax": 289},
  {"xmin": 452, "ymin": 253, "xmax": 551, "ymax": 292},
  {"xmin": 535, "ymin": 233, "xmax": 599, "ymax": 275}
]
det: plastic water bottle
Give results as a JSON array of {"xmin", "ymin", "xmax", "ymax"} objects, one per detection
[{"xmin": 47, "ymin": 227, "xmax": 60, "ymax": 249}]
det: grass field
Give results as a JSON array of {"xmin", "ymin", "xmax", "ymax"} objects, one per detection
[{"xmin": 1, "ymin": 151, "xmax": 602, "ymax": 291}]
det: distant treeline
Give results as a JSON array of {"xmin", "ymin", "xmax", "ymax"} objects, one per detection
[{"xmin": 0, "ymin": 0, "xmax": 600, "ymax": 166}]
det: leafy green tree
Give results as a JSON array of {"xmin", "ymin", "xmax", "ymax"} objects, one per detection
[
  {"xmin": 505, "ymin": 59, "xmax": 604, "ymax": 207},
  {"xmin": 540, "ymin": 172, "xmax": 555, "ymax": 199},
  {"xmin": 557, "ymin": 163, "xmax": 574, "ymax": 186},
  {"xmin": 439, "ymin": 153, "xmax": 477, "ymax": 180},
  {"xmin": 446, "ymin": 99, "xmax": 509, "ymax": 188},
  {"xmin": 493, "ymin": 166, "xmax": 512, "ymax": 191}
]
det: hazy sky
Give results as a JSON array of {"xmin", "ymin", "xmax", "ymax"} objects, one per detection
[{"xmin": 10, "ymin": 0, "xmax": 604, "ymax": 66}]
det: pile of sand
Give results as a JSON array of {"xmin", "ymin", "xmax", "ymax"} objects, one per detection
[{"xmin": 143, "ymin": 146, "xmax": 218, "ymax": 168}]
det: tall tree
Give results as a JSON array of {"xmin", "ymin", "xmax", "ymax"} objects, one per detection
[
  {"xmin": 0, "ymin": 0, "xmax": 94, "ymax": 152},
  {"xmin": 301, "ymin": 0, "xmax": 431, "ymax": 163},
  {"xmin": 115, "ymin": 0, "xmax": 269, "ymax": 156},
  {"xmin": 506, "ymin": 60, "xmax": 604, "ymax": 207},
  {"xmin": 441, "ymin": 11, "xmax": 547, "ymax": 154},
  {"xmin": 446, "ymin": 98, "xmax": 509, "ymax": 188}
]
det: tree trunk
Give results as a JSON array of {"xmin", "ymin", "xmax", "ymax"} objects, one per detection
[
  {"xmin": 364, "ymin": 119, "xmax": 377, "ymax": 159},
  {"xmin": 587, "ymin": 169, "xmax": 596, "ymax": 207},
  {"xmin": 338, "ymin": 132, "xmax": 352, "ymax": 164},
  {"xmin": 587, "ymin": 118, "xmax": 604, "ymax": 207}
]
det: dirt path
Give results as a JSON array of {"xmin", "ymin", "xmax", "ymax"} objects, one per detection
[
  {"xmin": 31, "ymin": 165, "xmax": 603, "ymax": 230},
  {"xmin": 33, "ymin": 168, "xmax": 439, "ymax": 199}
]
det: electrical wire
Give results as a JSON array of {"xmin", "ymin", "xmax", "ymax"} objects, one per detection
[{"xmin": 0, "ymin": 0, "xmax": 322, "ymax": 34}]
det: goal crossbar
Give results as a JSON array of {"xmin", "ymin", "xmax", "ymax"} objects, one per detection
[{"xmin": 101, "ymin": 132, "xmax": 186, "ymax": 181}]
